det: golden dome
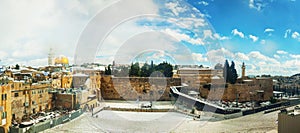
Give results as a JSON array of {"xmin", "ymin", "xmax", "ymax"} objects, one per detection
[{"xmin": 54, "ymin": 55, "xmax": 69, "ymax": 65}]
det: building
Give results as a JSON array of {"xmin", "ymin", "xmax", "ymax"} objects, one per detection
[
  {"xmin": 278, "ymin": 107, "xmax": 300, "ymax": 133},
  {"xmin": 174, "ymin": 63, "xmax": 273, "ymax": 103},
  {"xmin": 0, "ymin": 79, "xmax": 12, "ymax": 133},
  {"xmin": 11, "ymin": 80, "xmax": 52, "ymax": 123},
  {"xmin": 48, "ymin": 48, "xmax": 55, "ymax": 66},
  {"xmin": 72, "ymin": 67, "xmax": 102, "ymax": 101}
]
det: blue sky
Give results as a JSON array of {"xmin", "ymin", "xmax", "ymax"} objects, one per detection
[
  {"xmin": 0, "ymin": 0, "xmax": 300, "ymax": 76},
  {"xmin": 138, "ymin": 0, "xmax": 300, "ymax": 76},
  {"xmin": 190, "ymin": 0, "xmax": 300, "ymax": 76},
  {"xmin": 191, "ymin": 0, "xmax": 300, "ymax": 56}
]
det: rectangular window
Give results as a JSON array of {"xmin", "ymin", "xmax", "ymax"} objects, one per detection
[
  {"xmin": 2, "ymin": 112, "xmax": 6, "ymax": 119},
  {"xmin": 1, "ymin": 94, "xmax": 7, "ymax": 101},
  {"xmin": 14, "ymin": 92, "xmax": 19, "ymax": 97}
]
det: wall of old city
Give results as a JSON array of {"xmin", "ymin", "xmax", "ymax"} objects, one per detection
[
  {"xmin": 199, "ymin": 78, "xmax": 273, "ymax": 102},
  {"xmin": 101, "ymin": 76, "xmax": 181, "ymax": 101}
]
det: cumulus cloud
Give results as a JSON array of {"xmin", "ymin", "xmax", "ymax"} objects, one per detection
[
  {"xmin": 164, "ymin": 28, "xmax": 205, "ymax": 45},
  {"xmin": 213, "ymin": 33, "xmax": 229, "ymax": 40},
  {"xmin": 0, "ymin": 0, "xmax": 119, "ymax": 66},
  {"xmin": 249, "ymin": 35, "xmax": 259, "ymax": 42},
  {"xmin": 194, "ymin": 47, "xmax": 300, "ymax": 76},
  {"xmin": 290, "ymin": 54, "xmax": 300, "ymax": 58},
  {"xmin": 249, "ymin": 0, "xmax": 265, "ymax": 11},
  {"xmin": 235, "ymin": 52, "xmax": 249, "ymax": 61},
  {"xmin": 264, "ymin": 28, "xmax": 275, "ymax": 33},
  {"xmin": 248, "ymin": 51, "xmax": 279, "ymax": 64},
  {"xmin": 277, "ymin": 50, "xmax": 288, "ymax": 55},
  {"xmin": 231, "ymin": 29, "xmax": 245, "ymax": 38},
  {"xmin": 292, "ymin": 31, "xmax": 300, "ymax": 39},
  {"xmin": 192, "ymin": 53, "xmax": 207, "ymax": 62},
  {"xmin": 198, "ymin": 1, "xmax": 209, "ymax": 6},
  {"xmin": 274, "ymin": 54, "xmax": 280, "ymax": 59},
  {"xmin": 284, "ymin": 29, "xmax": 291, "ymax": 38},
  {"xmin": 165, "ymin": 1, "xmax": 187, "ymax": 16},
  {"xmin": 264, "ymin": 28, "xmax": 275, "ymax": 36}
]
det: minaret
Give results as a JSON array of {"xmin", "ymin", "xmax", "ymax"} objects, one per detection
[
  {"xmin": 48, "ymin": 48, "xmax": 54, "ymax": 66},
  {"xmin": 242, "ymin": 62, "xmax": 246, "ymax": 79}
]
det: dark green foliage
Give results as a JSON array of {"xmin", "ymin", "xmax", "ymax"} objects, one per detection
[
  {"xmin": 223, "ymin": 60, "xmax": 230, "ymax": 83},
  {"xmin": 128, "ymin": 61, "xmax": 173, "ymax": 77},
  {"xmin": 140, "ymin": 63, "xmax": 151, "ymax": 77},
  {"xmin": 223, "ymin": 60, "xmax": 238, "ymax": 84},
  {"xmin": 154, "ymin": 62, "xmax": 173, "ymax": 77},
  {"xmin": 15, "ymin": 64, "xmax": 20, "ymax": 70},
  {"xmin": 270, "ymin": 96, "xmax": 277, "ymax": 103},
  {"xmin": 129, "ymin": 62, "xmax": 140, "ymax": 77},
  {"xmin": 104, "ymin": 65, "xmax": 112, "ymax": 75},
  {"xmin": 229, "ymin": 61, "xmax": 238, "ymax": 84}
]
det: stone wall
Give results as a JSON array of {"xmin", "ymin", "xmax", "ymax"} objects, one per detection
[
  {"xmin": 200, "ymin": 78, "xmax": 273, "ymax": 102},
  {"xmin": 101, "ymin": 76, "xmax": 181, "ymax": 101}
]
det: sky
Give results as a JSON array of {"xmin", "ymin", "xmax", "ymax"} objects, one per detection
[{"xmin": 1, "ymin": 0, "xmax": 300, "ymax": 76}]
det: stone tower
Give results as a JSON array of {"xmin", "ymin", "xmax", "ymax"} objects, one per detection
[
  {"xmin": 242, "ymin": 62, "xmax": 246, "ymax": 79},
  {"xmin": 48, "ymin": 48, "xmax": 54, "ymax": 66}
]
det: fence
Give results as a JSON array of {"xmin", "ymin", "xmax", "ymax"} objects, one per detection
[
  {"xmin": 242, "ymin": 100, "xmax": 300, "ymax": 116},
  {"xmin": 9, "ymin": 109, "xmax": 83, "ymax": 133}
]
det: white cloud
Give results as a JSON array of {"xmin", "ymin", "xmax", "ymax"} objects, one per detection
[
  {"xmin": 165, "ymin": 2, "xmax": 187, "ymax": 16},
  {"xmin": 203, "ymin": 30, "xmax": 214, "ymax": 39},
  {"xmin": 235, "ymin": 52, "xmax": 249, "ymax": 61},
  {"xmin": 213, "ymin": 33, "xmax": 229, "ymax": 40},
  {"xmin": 274, "ymin": 54, "xmax": 280, "ymax": 59},
  {"xmin": 290, "ymin": 54, "xmax": 300, "ymax": 58},
  {"xmin": 292, "ymin": 31, "xmax": 300, "ymax": 39},
  {"xmin": 249, "ymin": 0, "xmax": 265, "ymax": 11},
  {"xmin": 277, "ymin": 50, "xmax": 288, "ymax": 55},
  {"xmin": 192, "ymin": 53, "xmax": 207, "ymax": 62},
  {"xmin": 248, "ymin": 51, "xmax": 279, "ymax": 64},
  {"xmin": 199, "ymin": 48, "xmax": 300, "ymax": 76},
  {"xmin": 231, "ymin": 29, "xmax": 245, "ymax": 38},
  {"xmin": 198, "ymin": 1, "xmax": 209, "ymax": 6},
  {"xmin": 164, "ymin": 28, "xmax": 205, "ymax": 45},
  {"xmin": 264, "ymin": 28, "xmax": 275, "ymax": 36},
  {"xmin": 249, "ymin": 35, "xmax": 259, "ymax": 42},
  {"xmin": 0, "ymin": 0, "xmax": 120, "ymax": 66},
  {"xmin": 264, "ymin": 28, "xmax": 275, "ymax": 33},
  {"xmin": 284, "ymin": 29, "xmax": 291, "ymax": 38}
]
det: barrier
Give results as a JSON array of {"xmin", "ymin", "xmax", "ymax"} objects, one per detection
[{"xmin": 9, "ymin": 109, "xmax": 83, "ymax": 133}]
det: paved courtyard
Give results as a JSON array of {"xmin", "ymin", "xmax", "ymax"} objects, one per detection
[{"xmin": 44, "ymin": 109, "xmax": 279, "ymax": 133}]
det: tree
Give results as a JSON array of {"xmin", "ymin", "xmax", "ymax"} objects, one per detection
[
  {"xmin": 140, "ymin": 63, "xmax": 151, "ymax": 77},
  {"xmin": 229, "ymin": 61, "xmax": 238, "ymax": 84},
  {"xmin": 223, "ymin": 60, "xmax": 230, "ymax": 83},
  {"xmin": 154, "ymin": 62, "xmax": 173, "ymax": 77},
  {"xmin": 104, "ymin": 65, "xmax": 112, "ymax": 75},
  {"xmin": 129, "ymin": 62, "xmax": 140, "ymax": 77},
  {"xmin": 223, "ymin": 60, "xmax": 238, "ymax": 84},
  {"xmin": 15, "ymin": 64, "xmax": 20, "ymax": 70}
]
